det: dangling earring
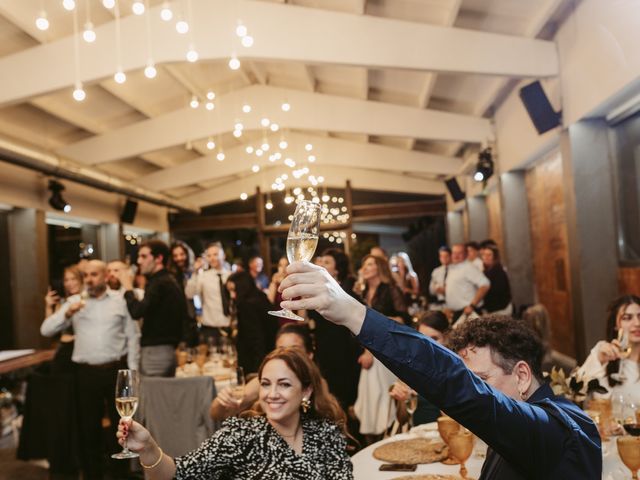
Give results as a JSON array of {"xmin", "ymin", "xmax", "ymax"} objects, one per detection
[{"xmin": 301, "ymin": 397, "xmax": 311, "ymax": 413}]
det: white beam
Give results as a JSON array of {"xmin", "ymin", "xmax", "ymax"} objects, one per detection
[
  {"xmin": 135, "ymin": 132, "xmax": 462, "ymax": 191},
  {"xmin": 57, "ymin": 85, "xmax": 492, "ymax": 164},
  {"xmin": 180, "ymin": 165, "xmax": 446, "ymax": 207},
  {"xmin": 0, "ymin": 0, "xmax": 558, "ymax": 106}
]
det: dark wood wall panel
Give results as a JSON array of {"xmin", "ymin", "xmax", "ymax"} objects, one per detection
[
  {"xmin": 618, "ymin": 267, "xmax": 640, "ymax": 296},
  {"xmin": 486, "ymin": 189, "xmax": 504, "ymax": 259},
  {"xmin": 526, "ymin": 152, "xmax": 575, "ymax": 357}
]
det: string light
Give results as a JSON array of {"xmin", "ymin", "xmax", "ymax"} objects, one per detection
[
  {"xmin": 242, "ymin": 104, "xmax": 251, "ymax": 113},
  {"xmin": 305, "ymin": 143, "xmax": 313, "ymax": 151},
  {"xmin": 63, "ymin": 0, "xmax": 76, "ymax": 12},
  {"xmin": 132, "ymin": 1, "xmax": 145, "ymax": 15},
  {"xmin": 160, "ymin": 2, "xmax": 173, "ymax": 21},
  {"xmin": 279, "ymin": 140, "xmax": 288, "ymax": 149},
  {"xmin": 281, "ymin": 102, "xmax": 291, "ymax": 112},
  {"xmin": 241, "ymin": 36, "xmax": 254, "ymax": 48},
  {"xmin": 190, "ymin": 96, "xmax": 199, "ymax": 108},
  {"xmin": 83, "ymin": 22, "xmax": 96, "ymax": 42},
  {"xmin": 73, "ymin": 84, "xmax": 86, "ymax": 102},
  {"xmin": 265, "ymin": 193, "xmax": 273, "ymax": 210},
  {"xmin": 246, "ymin": 146, "xmax": 254, "ymax": 154},
  {"xmin": 270, "ymin": 123, "xmax": 279, "ymax": 132},
  {"xmin": 308, "ymin": 155, "xmax": 316, "ymax": 163},
  {"xmin": 143, "ymin": 0, "xmax": 156, "ymax": 79},
  {"xmin": 144, "ymin": 63, "xmax": 157, "ymax": 78},
  {"xmin": 176, "ymin": 19, "xmax": 189, "ymax": 34},
  {"xmin": 260, "ymin": 118, "xmax": 270, "ymax": 127},
  {"xmin": 206, "ymin": 138, "xmax": 215, "ymax": 150},
  {"xmin": 236, "ymin": 24, "xmax": 247, "ymax": 37},
  {"xmin": 252, "ymin": 165, "xmax": 260, "ymax": 173},
  {"xmin": 113, "ymin": 0, "xmax": 125, "ymax": 84},
  {"xmin": 205, "ymin": 101, "xmax": 215, "ymax": 111},
  {"xmin": 103, "ymin": 0, "xmax": 115, "ymax": 8},
  {"xmin": 217, "ymin": 151, "xmax": 225, "ymax": 161},
  {"xmin": 36, "ymin": 12, "xmax": 49, "ymax": 31},
  {"xmin": 186, "ymin": 46, "xmax": 199, "ymax": 62},
  {"xmin": 114, "ymin": 70, "xmax": 126, "ymax": 84},
  {"xmin": 233, "ymin": 129, "xmax": 242, "ymax": 138},
  {"xmin": 206, "ymin": 91, "xmax": 216, "ymax": 100},
  {"xmin": 240, "ymin": 192, "xmax": 248, "ymax": 201},
  {"xmin": 71, "ymin": 6, "xmax": 84, "ymax": 101},
  {"xmin": 228, "ymin": 55, "xmax": 241, "ymax": 70},
  {"xmin": 255, "ymin": 149, "xmax": 263, "ymax": 157}
]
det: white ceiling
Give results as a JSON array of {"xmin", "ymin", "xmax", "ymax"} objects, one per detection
[{"xmin": 0, "ymin": 0, "xmax": 566, "ymax": 208}]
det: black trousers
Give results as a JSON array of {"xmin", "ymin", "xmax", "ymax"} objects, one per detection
[{"xmin": 74, "ymin": 360, "xmax": 125, "ymax": 480}]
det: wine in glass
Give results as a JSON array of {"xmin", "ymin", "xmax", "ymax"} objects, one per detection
[
  {"xmin": 112, "ymin": 369, "xmax": 140, "ymax": 459},
  {"xmin": 449, "ymin": 430, "xmax": 475, "ymax": 479},
  {"xmin": 612, "ymin": 327, "xmax": 632, "ymax": 382},
  {"xmin": 268, "ymin": 200, "xmax": 321, "ymax": 321},
  {"xmin": 405, "ymin": 390, "xmax": 418, "ymax": 428},
  {"xmin": 617, "ymin": 435, "xmax": 640, "ymax": 479},
  {"xmin": 230, "ymin": 367, "xmax": 246, "ymax": 406}
]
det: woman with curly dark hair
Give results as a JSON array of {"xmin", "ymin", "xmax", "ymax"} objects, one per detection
[{"xmin": 117, "ymin": 347, "xmax": 353, "ymax": 479}]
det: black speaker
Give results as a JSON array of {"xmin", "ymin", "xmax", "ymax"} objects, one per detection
[
  {"xmin": 120, "ymin": 199, "xmax": 138, "ymax": 224},
  {"xmin": 519, "ymin": 81, "xmax": 561, "ymax": 134},
  {"xmin": 445, "ymin": 177, "xmax": 465, "ymax": 202}
]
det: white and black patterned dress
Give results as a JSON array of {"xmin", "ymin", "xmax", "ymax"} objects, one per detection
[{"xmin": 174, "ymin": 415, "xmax": 353, "ymax": 479}]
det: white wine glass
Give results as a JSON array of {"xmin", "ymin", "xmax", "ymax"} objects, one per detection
[
  {"xmin": 268, "ymin": 200, "xmax": 321, "ymax": 321},
  {"xmin": 112, "ymin": 369, "xmax": 140, "ymax": 459},
  {"xmin": 230, "ymin": 367, "xmax": 246, "ymax": 406},
  {"xmin": 612, "ymin": 328, "xmax": 632, "ymax": 383}
]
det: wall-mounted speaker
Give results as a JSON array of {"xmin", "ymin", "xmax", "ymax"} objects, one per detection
[
  {"xmin": 445, "ymin": 177, "xmax": 465, "ymax": 203},
  {"xmin": 120, "ymin": 199, "xmax": 138, "ymax": 224},
  {"xmin": 519, "ymin": 81, "xmax": 562, "ymax": 134}
]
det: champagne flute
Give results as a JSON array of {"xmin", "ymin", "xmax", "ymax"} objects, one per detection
[
  {"xmin": 268, "ymin": 200, "xmax": 321, "ymax": 321},
  {"xmin": 112, "ymin": 369, "xmax": 140, "ymax": 459},
  {"xmin": 612, "ymin": 328, "xmax": 632, "ymax": 382},
  {"xmin": 230, "ymin": 367, "xmax": 246, "ymax": 406}
]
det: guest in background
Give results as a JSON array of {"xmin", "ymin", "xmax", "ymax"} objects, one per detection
[
  {"xmin": 390, "ymin": 251, "xmax": 420, "ymax": 304},
  {"xmin": 226, "ymin": 271, "xmax": 278, "ymax": 374},
  {"xmin": 41, "ymin": 260, "xmax": 140, "ymax": 480},
  {"xmin": 523, "ymin": 304, "xmax": 576, "ymax": 375},
  {"xmin": 429, "ymin": 246, "xmax": 451, "ymax": 305},
  {"xmin": 354, "ymin": 254, "xmax": 407, "ymax": 444},
  {"xmin": 445, "ymin": 243, "xmax": 490, "ymax": 323},
  {"xmin": 312, "ymin": 248, "xmax": 361, "ymax": 411},
  {"xmin": 211, "ymin": 323, "xmax": 315, "ymax": 421},
  {"xmin": 120, "ymin": 240, "xmax": 188, "ymax": 377},
  {"xmin": 578, "ymin": 294, "xmax": 640, "ymax": 405},
  {"xmin": 390, "ymin": 310, "xmax": 450, "ymax": 427},
  {"xmin": 480, "ymin": 244, "xmax": 513, "ymax": 315},
  {"xmin": 118, "ymin": 347, "xmax": 353, "ymax": 479},
  {"xmin": 185, "ymin": 242, "xmax": 231, "ymax": 343},
  {"xmin": 369, "ymin": 245, "xmax": 388, "ymax": 261},
  {"xmin": 248, "ymin": 255, "xmax": 270, "ymax": 291},
  {"xmin": 267, "ymin": 256, "xmax": 288, "ymax": 305},
  {"xmin": 169, "ymin": 241, "xmax": 195, "ymax": 287},
  {"xmin": 107, "ymin": 260, "xmax": 144, "ymax": 300},
  {"xmin": 465, "ymin": 241, "xmax": 483, "ymax": 270}
]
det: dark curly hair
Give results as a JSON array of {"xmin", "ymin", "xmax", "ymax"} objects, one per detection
[
  {"xmin": 605, "ymin": 294, "xmax": 640, "ymax": 387},
  {"xmin": 448, "ymin": 315, "xmax": 544, "ymax": 383}
]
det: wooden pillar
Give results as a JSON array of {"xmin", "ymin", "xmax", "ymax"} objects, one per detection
[
  {"xmin": 344, "ymin": 180, "xmax": 353, "ymax": 255},
  {"xmin": 255, "ymin": 187, "xmax": 271, "ymax": 274}
]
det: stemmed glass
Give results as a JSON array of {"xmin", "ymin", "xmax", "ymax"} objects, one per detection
[
  {"xmin": 230, "ymin": 367, "xmax": 245, "ymax": 406},
  {"xmin": 268, "ymin": 200, "xmax": 321, "ymax": 321},
  {"xmin": 449, "ymin": 430, "xmax": 475, "ymax": 479},
  {"xmin": 405, "ymin": 390, "xmax": 418, "ymax": 428},
  {"xmin": 612, "ymin": 328, "xmax": 632, "ymax": 382},
  {"xmin": 617, "ymin": 435, "xmax": 640, "ymax": 479},
  {"xmin": 112, "ymin": 369, "xmax": 139, "ymax": 459}
]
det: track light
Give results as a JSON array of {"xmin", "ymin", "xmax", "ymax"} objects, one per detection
[
  {"xmin": 49, "ymin": 180, "xmax": 71, "ymax": 213},
  {"xmin": 473, "ymin": 147, "xmax": 494, "ymax": 183}
]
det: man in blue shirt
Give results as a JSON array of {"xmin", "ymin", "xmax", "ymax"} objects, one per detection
[{"xmin": 279, "ymin": 262, "xmax": 601, "ymax": 479}]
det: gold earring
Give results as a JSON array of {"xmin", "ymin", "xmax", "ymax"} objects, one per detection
[{"xmin": 301, "ymin": 397, "xmax": 311, "ymax": 413}]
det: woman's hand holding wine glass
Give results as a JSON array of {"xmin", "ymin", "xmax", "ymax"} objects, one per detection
[{"xmin": 112, "ymin": 369, "xmax": 140, "ymax": 459}]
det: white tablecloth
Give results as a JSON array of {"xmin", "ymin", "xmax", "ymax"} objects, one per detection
[{"xmin": 352, "ymin": 428, "xmax": 486, "ymax": 480}]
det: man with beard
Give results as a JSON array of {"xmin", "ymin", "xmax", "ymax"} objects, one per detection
[
  {"xmin": 106, "ymin": 260, "xmax": 143, "ymax": 299},
  {"xmin": 119, "ymin": 240, "xmax": 189, "ymax": 376},
  {"xmin": 41, "ymin": 260, "xmax": 140, "ymax": 480}
]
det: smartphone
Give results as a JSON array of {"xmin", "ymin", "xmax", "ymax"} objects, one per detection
[{"xmin": 379, "ymin": 463, "xmax": 417, "ymax": 472}]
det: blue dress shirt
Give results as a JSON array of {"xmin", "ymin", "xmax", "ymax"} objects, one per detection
[{"xmin": 357, "ymin": 308, "xmax": 601, "ymax": 479}]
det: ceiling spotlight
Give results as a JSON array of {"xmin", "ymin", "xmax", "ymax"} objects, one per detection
[
  {"xmin": 160, "ymin": 2, "xmax": 173, "ymax": 21},
  {"xmin": 103, "ymin": 0, "xmax": 115, "ymax": 8},
  {"xmin": 228, "ymin": 55, "xmax": 241, "ymax": 70},
  {"xmin": 190, "ymin": 96, "xmax": 199, "ymax": 109},
  {"xmin": 281, "ymin": 102, "xmax": 291, "ymax": 112},
  {"xmin": 144, "ymin": 63, "xmax": 157, "ymax": 79},
  {"xmin": 132, "ymin": 1, "xmax": 145, "ymax": 15},
  {"xmin": 35, "ymin": 12, "xmax": 49, "ymax": 31},
  {"xmin": 240, "ymin": 192, "xmax": 248, "ymax": 201},
  {"xmin": 241, "ymin": 36, "xmax": 254, "ymax": 48},
  {"xmin": 72, "ymin": 84, "xmax": 86, "ymax": 102},
  {"xmin": 242, "ymin": 104, "xmax": 251, "ymax": 113},
  {"xmin": 62, "ymin": 0, "xmax": 76, "ymax": 12},
  {"xmin": 176, "ymin": 20, "xmax": 189, "ymax": 34},
  {"xmin": 473, "ymin": 147, "xmax": 494, "ymax": 183},
  {"xmin": 48, "ymin": 180, "xmax": 71, "ymax": 213}
]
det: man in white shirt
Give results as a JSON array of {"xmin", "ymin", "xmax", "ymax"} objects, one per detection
[
  {"xmin": 465, "ymin": 241, "xmax": 484, "ymax": 270},
  {"xmin": 185, "ymin": 242, "xmax": 231, "ymax": 343},
  {"xmin": 445, "ymin": 244, "xmax": 490, "ymax": 323},
  {"xmin": 429, "ymin": 246, "xmax": 451, "ymax": 304},
  {"xmin": 41, "ymin": 260, "xmax": 140, "ymax": 479}
]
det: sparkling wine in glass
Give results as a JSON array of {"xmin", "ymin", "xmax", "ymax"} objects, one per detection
[
  {"xmin": 112, "ymin": 369, "xmax": 140, "ymax": 459},
  {"xmin": 268, "ymin": 200, "xmax": 321, "ymax": 321}
]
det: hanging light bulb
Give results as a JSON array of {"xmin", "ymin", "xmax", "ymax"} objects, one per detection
[
  {"xmin": 242, "ymin": 104, "xmax": 251, "ymax": 113},
  {"xmin": 82, "ymin": 22, "xmax": 96, "ymax": 42},
  {"xmin": 270, "ymin": 123, "xmax": 279, "ymax": 132},
  {"xmin": 261, "ymin": 142, "xmax": 270, "ymax": 151},
  {"xmin": 240, "ymin": 192, "xmax": 248, "ymax": 201},
  {"xmin": 206, "ymin": 91, "xmax": 215, "ymax": 100},
  {"xmin": 251, "ymin": 165, "xmax": 260, "ymax": 173},
  {"xmin": 308, "ymin": 155, "xmax": 316, "ymax": 163},
  {"xmin": 265, "ymin": 196, "xmax": 273, "ymax": 210},
  {"xmin": 186, "ymin": 46, "xmax": 199, "ymax": 63},
  {"xmin": 228, "ymin": 55, "xmax": 241, "ymax": 70},
  {"xmin": 236, "ymin": 24, "xmax": 247, "ymax": 37},
  {"xmin": 72, "ymin": 85, "xmax": 86, "ymax": 102},
  {"xmin": 241, "ymin": 36, "xmax": 254, "ymax": 48},
  {"xmin": 114, "ymin": 69, "xmax": 126, "ymax": 84},
  {"xmin": 205, "ymin": 102, "xmax": 215, "ymax": 111},
  {"xmin": 245, "ymin": 146, "xmax": 254, "ymax": 154},
  {"xmin": 217, "ymin": 151, "xmax": 225, "ymax": 161},
  {"xmin": 160, "ymin": 2, "xmax": 173, "ymax": 21},
  {"xmin": 176, "ymin": 19, "xmax": 189, "ymax": 34},
  {"xmin": 103, "ymin": 0, "xmax": 115, "ymax": 8},
  {"xmin": 281, "ymin": 102, "xmax": 291, "ymax": 112},
  {"xmin": 206, "ymin": 138, "xmax": 216, "ymax": 150},
  {"xmin": 62, "ymin": 0, "xmax": 76, "ymax": 11},
  {"xmin": 305, "ymin": 143, "xmax": 313, "ymax": 151},
  {"xmin": 284, "ymin": 158, "xmax": 296, "ymax": 168},
  {"xmin": 234, "ymin": 122, "xmax": 243, "ymax": 131},
  {"xmin": 190, "ymin": 95, "xmax": 199, "ymax": 109},
  {"xmin": 144, "ymin": 63, "xmax": 157, "ymax": 79},
  {"xmin": 233, "ymin": 130, "xmax": 242, "ymax": 138},
  {"xmin": 317, "ymin": 176, "xmax": 325, "ymax": 183},
  {"xmin": 322, "ymin": 189, "xmax": 330, "ymax": 203},
  {"xmin": 35, "ymin": 11, "xmax": 49, "ymax": 31},
  {"xmin": 284, "ymin": 190, "xmax": 294, "ymax": 204},
  {"xmin": 132, "ymin": 1, "xmax": 145, "ymax": 15},
  {"xmin": 279, "ymin": 140, "xmax": 288, "ymax": 149},
  {"xmin": 260, "ymin": 118, "xmax": 270, "ymax": 127},
  {"xmin": 255, "ymin": 149, "xmax": 264, "ymax": 157}
]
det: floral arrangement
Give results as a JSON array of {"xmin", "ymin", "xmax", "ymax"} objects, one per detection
[{"xmin": 545, "ymin": 367, "xmax": 608, "ymax": 404}]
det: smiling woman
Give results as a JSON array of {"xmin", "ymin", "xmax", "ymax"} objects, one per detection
[{"xmin": 116, "ymin": 347, "xmax": 353, "ymax": 480}]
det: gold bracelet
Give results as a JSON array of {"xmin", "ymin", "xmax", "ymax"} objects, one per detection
[{"xmin": 140, "ymin": 446, "xmax": 163, "ymax": 469}]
